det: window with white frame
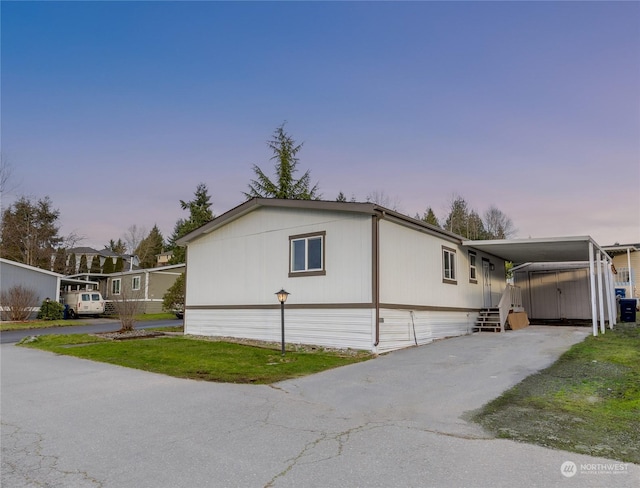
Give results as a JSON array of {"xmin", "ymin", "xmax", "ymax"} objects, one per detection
[
  {"xmin": 132, "ymin": 276, "xmax": 141, "ymax": 291},
  {"xmin": 112, "ymin": 278, "xmax": 121, "ymax": 295},
  {"xmin": 290, "ymin": 231, "xmax": 326, "ymax": 276},
  {"xmin": 442, "ymin": 247, "xmax": 457, "ymax": 283},
  {"xmin": 469, "ymin": 252, "xmax": 477, "ymax": 283}
]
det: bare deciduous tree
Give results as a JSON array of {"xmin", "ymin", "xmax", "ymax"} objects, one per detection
[
  {"xmin": 0, "ymin": 285, "xmax": 38, "ymax": 321},
  {"xmin": 366, "ymin": 190, "xmax": 402, "ymax": 212},
  {"xmin": 123, "ymin": 224, "xmax": 147, "ymax": 256},
  {"xmin": 110, "ymin": 274, "xmax": 145, "ymax": 332},
  {"xmin": 484, "ymin": 205, "xmax": 516, "ymax": 239}
]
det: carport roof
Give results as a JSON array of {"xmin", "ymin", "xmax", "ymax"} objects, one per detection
[{"xmin": 462, "ymin": 236, "xmax": 610, "ymax": 264}]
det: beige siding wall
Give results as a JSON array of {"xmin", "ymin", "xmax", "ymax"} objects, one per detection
[
  {"xmin": 378, "ymin": 219, "xmax": 506, "ymax": 309},
  {"xmin": 186, "ymin": 207, "xmax": 373, "ymax": 307}
]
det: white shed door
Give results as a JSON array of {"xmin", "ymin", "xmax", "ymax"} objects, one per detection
[
  {"xmin": 558, "ymin": 269, "xmax": 592, "ymax": 320},
  {"xmin": 530, "ymin": 271, "xmax": 560, "ymax": 319}
]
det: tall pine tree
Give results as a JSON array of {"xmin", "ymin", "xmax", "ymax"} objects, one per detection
[
  {"xmin": 244, "ymin": 124, "xmax": 319, "ymax": 200},
  {"xmin": 167, "ymin": 183, "xmax": 214, "ymax": 264}
]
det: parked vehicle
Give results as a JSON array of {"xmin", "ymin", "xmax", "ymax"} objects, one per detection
[{"xmin": 61, "ymin": 290, "xmax": 105, "ymax": 318}]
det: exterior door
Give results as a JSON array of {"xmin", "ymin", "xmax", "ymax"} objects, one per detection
[
  {"xmin": 482, "ymin": 259, "xmax": 492, "ymax": 307},
  {"xmin": 530, "ymin": 271, "xmax": 560, "ymax": 319}
]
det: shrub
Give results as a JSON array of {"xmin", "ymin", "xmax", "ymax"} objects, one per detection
[
  {"xmin": 162, "ymin": 273, "xmax": 185, "ymax": 313},
  {"xmin": 0, "ymin": 285, "xmax": 38, "ymax": 321},
  {"xmin": 37, "ymin": 298, "xmax": 64, "ymax": 320}
]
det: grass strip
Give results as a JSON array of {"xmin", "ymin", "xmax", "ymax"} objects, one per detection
[
  {"xmin": 471, "ymin": 322, "xmax": 640, "ymax": 464},
  {"xmin": 18, "ymin": 334, "xmax": 371, "ymax": 384}
]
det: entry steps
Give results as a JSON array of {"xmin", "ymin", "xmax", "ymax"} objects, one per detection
[{"xmin": 474, "ymin": 308, "xmax": 503, "ymax": 332}]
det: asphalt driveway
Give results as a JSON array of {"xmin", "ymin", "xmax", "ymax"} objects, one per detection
[{"xmin": 2, "ymin": 326, "xmax": 638, "ymax": 487}]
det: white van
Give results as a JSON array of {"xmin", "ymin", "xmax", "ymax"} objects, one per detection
[{"xmin": 62, "ymin": 290, "xmax": 105, "ymax": 318}]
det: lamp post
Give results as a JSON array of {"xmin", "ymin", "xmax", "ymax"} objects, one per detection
[{"xmin": 275, "ymin": 289, "xmax": 290, "ymax": 356}]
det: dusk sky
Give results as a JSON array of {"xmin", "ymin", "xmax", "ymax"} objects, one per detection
[{"xmin": 2, "ymin": 1, "xmax": 639, "ymax": 250}]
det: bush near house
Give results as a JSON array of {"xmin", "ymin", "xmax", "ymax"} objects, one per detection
[
  {"xmin": 37, "ymin": 299, "xmax": 64, "ymax": 320},
  {"xmin": 0, "ymin": 285, "xmax": 38, "ymax": 321}
]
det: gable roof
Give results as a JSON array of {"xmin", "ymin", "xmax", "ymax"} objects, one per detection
[
  {"xmin": 176, "ymin": 198, "xmax": 462, "ymax": 246},
  {"xmin": 0, "ymin": 257, "xmax": 64, "ymax": 278}
]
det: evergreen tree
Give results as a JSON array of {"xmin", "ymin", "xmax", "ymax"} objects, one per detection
[
  {"xmin": 244, "ymin": 124, "xmax": 319, "ymax": 200},
  {"xmin": 115, "ymin": 256, "xmax": 124, "ymax": 272},
  {"xmin": 52, "ymin": 248, "xmax": 66, "ymax": 274},
  {"xmin": 444, "ymin": 196, "xmax": 470, "ymax": 237},
  {"xmin": 162, "ymin": 273, "xmax": 185, "ymax": 315},
  {"xmin": 90, "ymin": 255, "xmax": 101, "ymax": 273},
  {"xmin": 336, "ymin": 191, "xmax": 347, "ymax": 202},
  {"xmin": 67, "ymin": 253, "xmax": 77, "ymax": 275},
  {"xmin": 168, "ymin": 183, "xmax": 214, "ymax": 264},
  {"xmin": 0, "ymin": 195, "xmax": 63, "ymax": 269},
  {"xmin": 105, "ymin": 239, "xmax": 127, "ymax": 254},
  {"xmin": 78, "ymin": 255, "xmax": 89, "ymax": 273},
  {"xmin": 102, "ymin": 257, "xmax": 115, "ymax": 274},
  {"xmin": 421, "ymin": 207, "xmax": 440, "ymax": 228},
  {"xmin": 135, "ymin": 224, "xmax": 165, "ymax": 268}
]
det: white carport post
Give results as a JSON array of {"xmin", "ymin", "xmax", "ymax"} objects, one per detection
[
  {"xmin": 627, "ymin": 248, "xmax": 633, "ymax": 299},
  {"xmin": 596, "ymin": 250, "xmax": 606, "ymax": 334},
  {"xmin": 589, "ymin": 242, "xmax": 598, "ymax": 336},
  {"xmin": 604, "ymin": 256, "xmax": 616, "ymax": 329}
]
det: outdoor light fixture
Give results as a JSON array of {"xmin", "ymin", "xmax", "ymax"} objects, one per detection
[
  {"xmin": 275, "ymin": 288, "xmax": 290, "ymax": 356},
  {"xmin": 490, "ymin": 263, "xmax": 495, "ymax": 271}
]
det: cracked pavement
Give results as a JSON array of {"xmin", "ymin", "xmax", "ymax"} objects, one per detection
[{"xmin": 2, "ymin": 326, "xmax": 639, "ymax": 487}]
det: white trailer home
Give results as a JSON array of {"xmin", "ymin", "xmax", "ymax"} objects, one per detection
[{"xmin": 178, "ymin": 199, "xmax": 509, "ymax": 353}]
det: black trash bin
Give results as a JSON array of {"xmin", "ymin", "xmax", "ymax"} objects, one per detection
[{"xmin": 619, "ymin": 299, "xmax": 637, "ymax": 323}]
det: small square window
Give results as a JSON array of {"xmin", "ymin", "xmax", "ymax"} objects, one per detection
[{"xmin": 289, "ymin": 232, "xmax": 326, "ymax": 277}]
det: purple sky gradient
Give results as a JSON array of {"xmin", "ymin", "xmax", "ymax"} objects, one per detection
[{"xmin": 2, "ymin": 1, "xmax": 639, "ymax": 250}]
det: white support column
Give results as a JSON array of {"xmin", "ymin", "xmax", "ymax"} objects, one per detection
[
  {"xmin": 627, "ymin": 248, "xmax": 633, "ymax": 298},
  {"xmin": 604, "ymin": 257, "xmax": 615, "ymax": 329},
  {"xmin": 589, "ymin": 242, "xmax": 598, "ymax": 336},
  {"xmin": 597, "ymin": 250, "xmax": 606, "ymax": 334}
]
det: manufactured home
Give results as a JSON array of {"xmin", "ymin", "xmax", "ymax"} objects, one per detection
[
  {"xmin": 103, "ymin": 264, "xmax": 185, "ymax": 314},
  {"xmin": 177, "ymin": 199, "xmax": 514, "ymax": 353}
]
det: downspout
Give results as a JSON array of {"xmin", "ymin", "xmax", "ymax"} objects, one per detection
[{"xmin": 372, "ymin": 213, "xmax": 380, "ymax": 347}]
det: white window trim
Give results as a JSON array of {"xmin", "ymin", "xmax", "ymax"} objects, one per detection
[{"xmin": 132, "ymin": 276, "xmax": 141, "ymax": 291}]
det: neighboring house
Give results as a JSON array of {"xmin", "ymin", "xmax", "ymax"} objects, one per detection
[
  {"xmin": 602, "ymin": 243, "xmax": 639, "ymax": 300},
  {"xmin": 0, "ymin": 258, "xmax": 63, "ymax": 320},
  {"xmin": 66, "ymin": 247, "xmax": 139, "ymax": 273},
  {"xmin": 156, "ymin": 251, "xmax": 173, "ymax": 266},
  {"xmin": 177, "ymin": 199, "xmax": 511, "ymax": 353},
  {"xmin": 512, "ymin": 262, "xmax": 607, "ymax": 321},
  {"xmin": 103, "ymin": 264, "xmax": 185, "ymax": 314}
]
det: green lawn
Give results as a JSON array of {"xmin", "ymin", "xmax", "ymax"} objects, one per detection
[
  {"xmin": 18, "ymin": 334, "xmax": 371, "ymax": 384},
  {"xmin": 471, "ymin": 322, "xmax": 640, "ymax": 464}
]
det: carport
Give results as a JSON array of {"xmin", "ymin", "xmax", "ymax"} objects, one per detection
[{"xmin": 462, "ymin": 236, "xmax": 616, "ymax": 336}]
